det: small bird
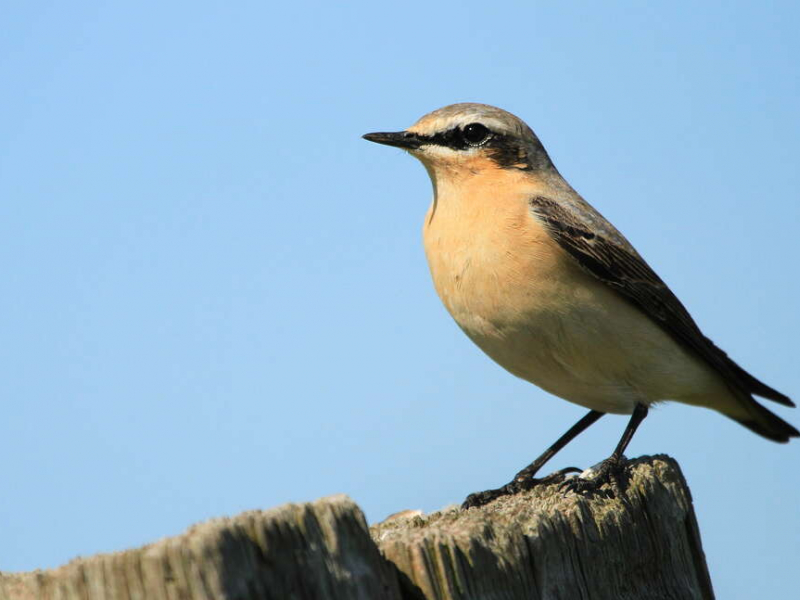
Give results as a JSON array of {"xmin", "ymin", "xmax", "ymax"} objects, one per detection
[{"xmin": 363, "ymin": 103, "xmax": 797, "ymax": 508}]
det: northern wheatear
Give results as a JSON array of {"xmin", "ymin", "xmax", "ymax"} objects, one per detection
[{"xmin": 363, "ymin": 103, "xmax": 797, "ymax": 508}]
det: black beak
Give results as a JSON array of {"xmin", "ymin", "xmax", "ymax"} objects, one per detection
[{"xmin": 362, "ymin": 131, "xmax": 423, "ymax": 150}]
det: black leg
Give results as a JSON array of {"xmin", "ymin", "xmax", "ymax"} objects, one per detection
[
  {"xmin": 610, "ymin": 402, "xmax": 649, "ymax": 461},
  {"xmin": 562, "ymin": 402, "xmax": 649, "ymax": 496},
  {"xmin": 462, "ymin": 409, "xmax": 605, "ymax": 509}
]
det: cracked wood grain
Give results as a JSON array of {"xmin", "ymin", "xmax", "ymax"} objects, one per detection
[{"xmin": 0, "ymin": 455, "xmax": 713, "ymax": 600}]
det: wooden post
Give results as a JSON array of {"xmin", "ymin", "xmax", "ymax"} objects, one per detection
[
  {"xmin": 373, "ymin": 455, "xmax": 714, "ymax": 600},
  {"xmin": 0, "ymin": 455, "xmax": 713, "ymax": 600},
  {"xmin": 0, "ymin": 495, "xmax": 404, "ymax": 600}
]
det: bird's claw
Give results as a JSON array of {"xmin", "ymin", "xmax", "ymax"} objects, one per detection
[
  {"xmin": 461, "ymin": 466, "xmax": 582, "ymax": 509},
  {"xmin": 559, "ymin": 455, "xmax": 630, "ymax": 499}
]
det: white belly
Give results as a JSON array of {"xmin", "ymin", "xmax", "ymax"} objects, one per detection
[{"xmin": 422, "ymin": 198, "xmax": 727, "ymax": 415}]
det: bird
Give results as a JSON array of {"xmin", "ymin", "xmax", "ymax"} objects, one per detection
[{"xmin": 363, "ymin": 103, "xmax": 797, "ymax": 509}]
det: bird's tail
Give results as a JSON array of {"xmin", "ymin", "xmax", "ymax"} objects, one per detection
[
  {"xmin": 729, "ymin": 396, "xmax": 800, "ymax": 443},
  {"xmin": 729, "ymin": 362, "xmax": 795, "ymax": 407}
]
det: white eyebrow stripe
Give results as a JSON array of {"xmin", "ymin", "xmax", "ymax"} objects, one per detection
[{"xmin": 409, "ymin": 114, "xmax": 517, "ymax": 137}]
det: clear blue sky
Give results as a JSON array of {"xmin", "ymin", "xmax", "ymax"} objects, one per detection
[{"xmin": 1, "ymin": 2, "xmax": 798, "ymax": 597}]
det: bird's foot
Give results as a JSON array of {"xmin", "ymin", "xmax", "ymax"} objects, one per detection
[
  {"xmin": 461, "ymin": 467, "xmax": 581, "ymax": 509},
  {"xmin": 559, "ymin": 455, "xmax": 630, "ymax": 499}
]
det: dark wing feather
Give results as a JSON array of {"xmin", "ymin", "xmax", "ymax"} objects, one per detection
[{"xmin": 529, "ymin": 196, "xmax": 793, "ymax": 407}]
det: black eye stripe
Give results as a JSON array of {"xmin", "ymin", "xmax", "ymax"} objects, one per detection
[
  {"xmin": 424, "ymin": 128, "xmax": 468, "ymax": 149},
  {"xmin": 419, "ymin": 124, "xmax": 493, "ymax": 150},
  {"xmin": 412, "ymin": 127, "xmax": 537, "ymax": 171},
  {"xmin": 407, "ymin": 121, "xmax": 551, "ymax": 172}
]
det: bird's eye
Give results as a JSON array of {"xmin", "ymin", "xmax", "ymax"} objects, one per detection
[{"xmin": 462, "ymin": 123, "xmax": 490, "ymax": 145}]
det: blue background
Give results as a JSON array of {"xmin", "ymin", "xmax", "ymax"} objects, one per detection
[{"xmin": 2, "ymin": 3, "xmax": 798, "ymax": 597}]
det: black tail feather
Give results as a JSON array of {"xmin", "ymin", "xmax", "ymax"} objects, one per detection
[
  {"xmin": 731, "ymin": 398, "xmax": 800, "ymax": 443},
  {"xmin": 731, "ymin": 362, "xmax": 794, "ymax": 407}
]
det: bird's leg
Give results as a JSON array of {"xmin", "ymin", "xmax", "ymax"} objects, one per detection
[
  {"xmin": 462, "ymin": 410, "xmax": 604, "ymax": 509},
  {"xmin": 562, "ymin": 403, "xmax": 649, "ymax": 497}
]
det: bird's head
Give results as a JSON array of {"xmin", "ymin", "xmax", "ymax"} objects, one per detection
[{"xmin": 363, "ymin": 103, "xmax": 554, "ymax": 177}]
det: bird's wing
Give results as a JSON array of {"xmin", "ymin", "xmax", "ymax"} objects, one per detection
[{"xmin": 529, "ymin": 195, "xmax": 792, "ymax": 407}]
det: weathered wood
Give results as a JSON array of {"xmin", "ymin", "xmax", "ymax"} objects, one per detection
[
  {"xmin": 1, "ymin": 455, "xmax": 713, "ymax": 600},
  {"xmin": 0, "ymin": 495, "xmax": 403, "ymax": 600},
  {"xmin": 372, "ymin": 455, "xmax": 714, "ymax": 600}
]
